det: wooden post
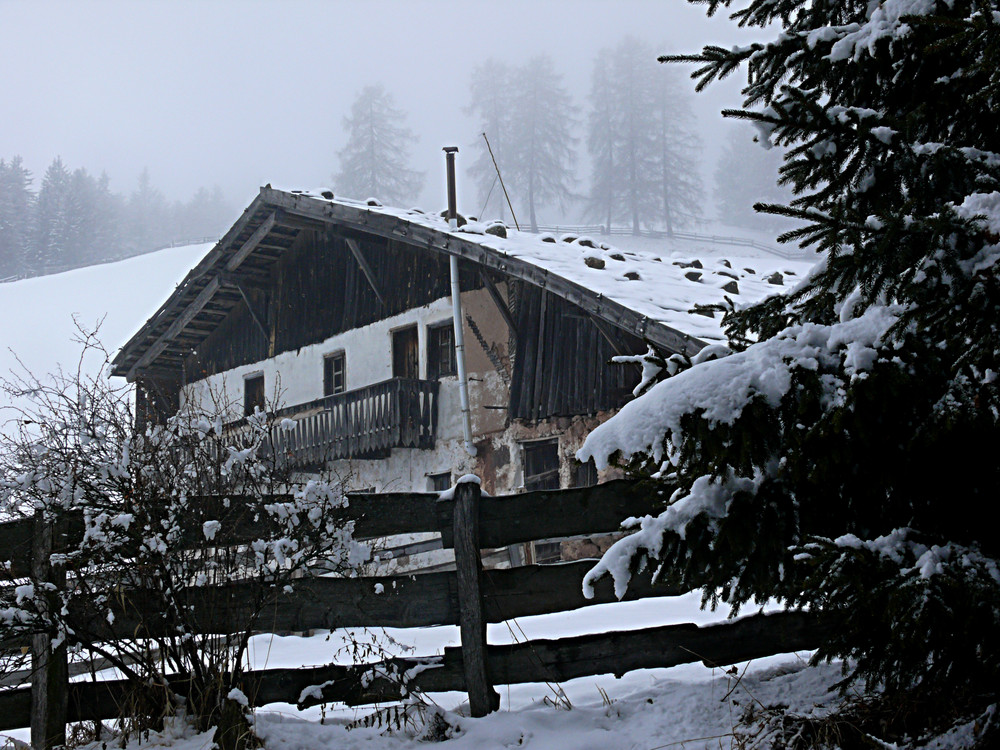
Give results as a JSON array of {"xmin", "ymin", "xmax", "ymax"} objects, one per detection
[
  {"xmin": 31, "ymin": 511, "xmax": 67, "ymax": 750},
  {"xmin": 450, "ymin": 478, "xmax": 498, "ymax": 716}
]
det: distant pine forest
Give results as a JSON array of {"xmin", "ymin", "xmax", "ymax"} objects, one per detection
[{"xmin": 0, "ymin": 155, "xmax": 233, "ymax": 281}]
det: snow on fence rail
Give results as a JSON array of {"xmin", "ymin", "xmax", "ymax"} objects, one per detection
[{"xmin": 0, "ymin": 479, "xmax": 828, "ymax": 736}]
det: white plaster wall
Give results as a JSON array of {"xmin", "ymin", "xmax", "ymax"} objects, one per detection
[
  {"xmin": 183, "ymin": 294, "xmax": 474, "ymax": 425},
  {"xmin": 181, "ymin": 288, "xmax": 511, "ymax": 451}
]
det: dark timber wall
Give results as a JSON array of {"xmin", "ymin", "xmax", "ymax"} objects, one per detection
[
  {"xmin": 184, "ymin": 231, "xmax": 481, "ymax": 384},
  {"xmin": 509, "ymin": 283, "xmax": 642, "ymax": 422}
]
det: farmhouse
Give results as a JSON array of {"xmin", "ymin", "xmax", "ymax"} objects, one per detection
[{"xmin": 111, "ymin": 185, "xmax": 798, "ymax": 565}]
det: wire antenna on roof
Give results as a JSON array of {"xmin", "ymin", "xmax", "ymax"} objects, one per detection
[{"xmin": 482, "ymin": 132, "xmax": 520, "ymax": 232}]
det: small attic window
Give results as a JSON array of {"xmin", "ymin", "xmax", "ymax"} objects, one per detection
[{"xmin": 244, "ymin": 373, "xmax": 265, "ymax": 417}]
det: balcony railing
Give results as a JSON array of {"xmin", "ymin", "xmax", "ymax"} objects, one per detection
[{"xmin": 227, "ymin": 378, "xmax": 438, "ymax": 469}]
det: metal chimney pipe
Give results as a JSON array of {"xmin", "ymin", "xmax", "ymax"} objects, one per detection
[{"xmin": 443, "ymin": 146, "xmax": 476, "ymax": 457}]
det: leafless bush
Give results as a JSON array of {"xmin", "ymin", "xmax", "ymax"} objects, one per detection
[{"xmin": 0, "ymin": 332, "xmax": 369, "ymax": 750}]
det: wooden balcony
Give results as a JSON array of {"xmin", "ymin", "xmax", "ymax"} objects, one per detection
[{"xmin": 229, "ymin": 378, "xmax": 438, "ymax": 469}]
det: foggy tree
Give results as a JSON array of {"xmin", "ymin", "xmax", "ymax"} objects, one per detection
[
  {"xmin": 510, "ymin": 55, "xmax": 577, "ymax": 232},
  {"xmin": 31, "ymin": 156, "xmax": 76, "ymax": 271},
  {"xmin": 466, "ymin": 55, "xmax": 576, "ymax": 231},
  {"xmin": 466, "ymin": 59, "xmax": 517, "ymax": 222},
  {"xmin": 0, "ymin": 156, "xmax": 34, "ymax": 278},
  {"xmin": 333, "ymin": 84, "xmax": 424, "ymax": 206},
  {"xmin": 173, "ymin": 186, "xmax": 233, "ymax": 239},
  {"xmin": 92, "ymin": 170, "xmax": 125, "ymax": 260},
  {"xmin": 713, "ymin": 125, "xmax": 794, "ymax": 231},
  {"xmin": 586, "ymin": 37, "xmax": 702, "ymax": 235},
  {"xmin": 585, "ymin": 55, "xmax": 618, "ymax": 233},
  {"xmin": 1, "ymin": 155, "xmax": 232, "ymax": 278},
  {"xmin": 126, "ymin": 167, "xmax": 170, "ymax": 252}
]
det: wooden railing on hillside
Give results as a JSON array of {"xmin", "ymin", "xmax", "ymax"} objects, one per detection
[
  {"xmin": 225, "ymin": 377, "xmax": 438, "ymax": 468},
  {"xmin": 0, "ymin": 479, "xmax": 829, "ymax": 741},
  {"xmin": 527, "ymin": 223, "xmax": 811, "ymax": 260}
]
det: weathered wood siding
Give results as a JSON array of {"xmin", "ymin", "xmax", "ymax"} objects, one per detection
[
  {"xmin": 509, "ymin": 283, "xmax": 642, "ymax": 422},
  {"xmin": 184, "ymin": 231, "xmax": 481, "ymax": 384}
]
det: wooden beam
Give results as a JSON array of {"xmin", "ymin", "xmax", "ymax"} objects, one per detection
[
  {"xmin": 127, "ymin": 276, "xmax": 221, "ymax": 379},
  {"xmin": 231, "ymin": 280, "xmax": 269, "ymax": 344},
  {"xmin": 344, "ymin": 237, "xmax": 386, "ymax": 306},
  {"xmin": 451, "ymin": 480, "xmax": 497, "ymax": 716},
  {"xmin": 479, "ymin": 271, "xmax": 517, "ymax": 335},
  {"xmin": 30, "ymin": 513, "xmax": 67, "ymax": 750},
  {"xmin": 225, "ymin": 212, "xmax": 277, "ymax": 272},
  {"xmin": 589, "ymin": 313, "xmax": 627, "ymax": 357}
]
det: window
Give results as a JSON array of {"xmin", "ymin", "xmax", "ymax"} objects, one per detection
[
  {"xmin": 426, "ymin": 322, "xmax": 456, "ymax": 379},
  {"xmin": 522, "ymin": 439, "xmax": 560, "ymax": 491},
  {"xmin": 392, "ymin": 325, "xmax": 419, "ymax": 379},
  {"xmin": 427, "ymin": 472, "xmax": 452, "ymax": 492},
  {"xmin": 243, "ymin": 373, "xmax": 265, "ymax": 416},
  {"xmin": 532, "ymin": 540, "xmax": 563, "ymax": 565},
  {"xmin": 323, "ymin": 352, "xmax": 346, "ymax": 396},
  {"xmin": 571, "ymin": 458, "xmax": 598, "ymax": 488}
]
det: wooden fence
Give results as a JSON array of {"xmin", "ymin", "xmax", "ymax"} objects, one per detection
[{"xmin": 0, "ymin": 479, "xmax": 828, "ymax": 742}]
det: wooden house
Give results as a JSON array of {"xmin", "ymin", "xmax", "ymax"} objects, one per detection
[{"xmin": 111, "ymin": 187, "xmax": 799, "ymax": 567}]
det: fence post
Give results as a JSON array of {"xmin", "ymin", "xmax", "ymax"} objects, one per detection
[
  {"xmin": 451, "ymin": 477, "xmax": 498, "ymax": 716},
  {"xmin": 31, "ymin": 510, "xmax": 68, "ymax": 750}
]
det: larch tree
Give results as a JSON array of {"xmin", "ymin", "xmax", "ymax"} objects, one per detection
[
  {"xmin": 586, "ymin": 37, "xmax": 703, "ymax": 235},
  {"xmin": 578, "ymin": 0, "xmax": 1000, "ymax": 744},
  {"xmin": 466, "ymin": 58, "xmax": 517, "ymax": 222},
  {"xmin": 333, "ymin": 84, "xmax": 424, "ymax": 206},
  {"xmin": 466, "ymin": 55, "xmax": 576, "ymax": 231},
  {"xmin": 713, "ymin": 124, "xmax": 794, "ymax": 231},
  {"xmin": 509, "ymin": 54, "xmax": 577, "ymax": 233},
  {"xmin": 585, "ymin": 54, "xmax": 619, "ymax": 233}
]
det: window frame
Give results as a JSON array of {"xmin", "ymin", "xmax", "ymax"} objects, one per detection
[
  {"xmin": 243, "ymin": 372, "xmax": 265, "ymax": 417},
  {"xmin": 522, "ymin": 438, "xmax": 560, "ymax": 492},
  {"xmin": 391, "ymin": 324, "xmax": 420, "ymax": 380},
  {"xmin": 427, "ymin": 471, "xmax": 452, "ymax": 492},
  {"xmin": 426, "ymin": 320, "xmax": 456, "ymax": 380},
  {"xmin": 323, "ymin": 351, "xmax": 347, "ymax": 397}
]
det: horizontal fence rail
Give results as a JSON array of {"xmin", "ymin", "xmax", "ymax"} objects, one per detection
[
  {"xmin": 0, "ymin": 479, "xmax": 654, "ymax": 580},
  {"xmin": 0, "ymin": 610, "xmax": 829, "ymax": 732}
]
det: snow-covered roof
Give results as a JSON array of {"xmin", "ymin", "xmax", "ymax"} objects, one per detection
[{"xmin": 111, "ymin": 187, "xmax": 815, "ymax": 379}]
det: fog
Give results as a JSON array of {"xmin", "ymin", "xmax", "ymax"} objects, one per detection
[{"xmin": 1, "ymin": 0, "xmax": 764, "ymax": 217}]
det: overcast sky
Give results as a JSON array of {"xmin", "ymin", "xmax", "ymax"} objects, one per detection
[{"xmin": 1, "ymin": 0, "xmax": 762, "ymax": 215}]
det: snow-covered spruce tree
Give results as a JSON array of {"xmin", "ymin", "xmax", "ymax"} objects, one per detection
[
  {"xmin": 579, "ymin": 0, "xmax": 1000, "ymax": 737},
  {"xmin": 0, "ymin": 335, "xmax": 365, "ymax": 750},
  {"xmin": 334, "ymin": 83, "xmax": 424, "ymax": 206}
]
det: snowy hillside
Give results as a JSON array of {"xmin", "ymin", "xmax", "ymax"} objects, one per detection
[{"xmin": 0, "ymin": 243, "xmax": 210, "ymax": 408}]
